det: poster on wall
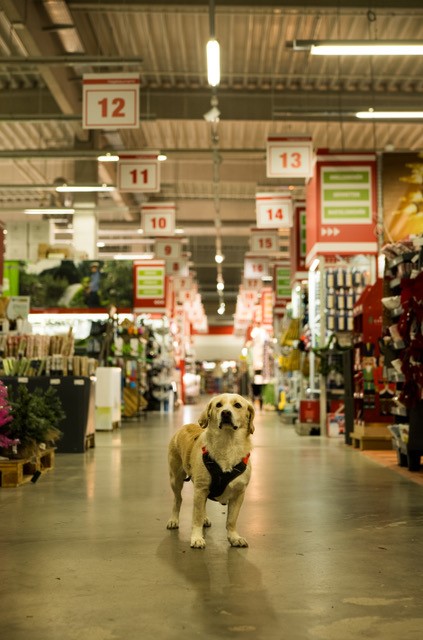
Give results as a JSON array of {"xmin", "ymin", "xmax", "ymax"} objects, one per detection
[
  {"xmin": 13, "ymin": 260, "xmax": 134, "ymax": 310},
  {"xmin": 383, "ymin": 152, "xmax": 423, "ymax": 242}
]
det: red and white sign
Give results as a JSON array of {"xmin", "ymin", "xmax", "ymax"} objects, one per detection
[
  {"xmin": 83, "ymin": 73, "xmax": 140, "ymax": 130},
  {"xmin": 290, "ymin": 200, "xmax": 308, "ymax": 278},
  {"xmin": 256, "ymin": 193, "xmax": 293, "ymax": 229},
  {"xmin": 244, "ymin": 255, "xmax": 269, "ymax": 279},
  {"xmin": 165, "ymin": 257, "xmax": 189, "ymax": 277},
  {"xmin": 243, "ymin": 278, "xmax": 262, "ymax": 292},
  {"xmin": 250, "ymin": 228, "xmax": 279, "ymax": 253},
  {"xmin": 155, "ymin": 239, "xmax": 182, "ymax": 260},
  {"xmin": 133, "ymin": 260, "xmax": 166, "ymax": 312},
  {"xmin": 261, "ymin": 287, "xmax": 275, "ymax": 330},
  {"xmin": 305, "ymin": 152, "xmax": 378, "ymax": 265},
  {"xmin": 118, "ymin": 152, "xmax": 160, "ymax": 192},
  {"xmin": 267, "ymin": 136, "xmax": 314, "ymax": 179},
  {"xmin": 142, "ymin": 202, "xmax": 176, "ymax": 237}
]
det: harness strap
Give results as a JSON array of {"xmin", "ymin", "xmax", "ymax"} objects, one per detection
[{"xmin": 202, "ymin": 446, "xmax": 250, "ymax": 501}]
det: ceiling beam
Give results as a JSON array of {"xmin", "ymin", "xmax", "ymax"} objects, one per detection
[{"xmin": 68, "ymin": 0, "xmax": 423, "ymax": 10}]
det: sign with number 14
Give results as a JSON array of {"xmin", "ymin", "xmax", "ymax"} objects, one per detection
[{"xmin": 256, "ymin": 193, "xmax": 293, "ymax": 229}]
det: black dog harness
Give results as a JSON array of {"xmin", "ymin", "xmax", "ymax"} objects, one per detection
[{"xmin": 202, "ymin": 446, "xmax": 250, "ymax": 501}]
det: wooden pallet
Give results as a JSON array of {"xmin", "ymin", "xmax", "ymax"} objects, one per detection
[
  {"xmin": 0, "ymin": 448, "xmax": 55, "ymax": 488},
  {"xmin": 350, "ymin": 432, "xmax": 393, "ymax": 451}
]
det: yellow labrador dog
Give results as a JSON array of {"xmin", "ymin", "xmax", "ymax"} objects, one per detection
[{"xmin": 167, "ymin": 393, "xmax": 255, "ymax": 549}]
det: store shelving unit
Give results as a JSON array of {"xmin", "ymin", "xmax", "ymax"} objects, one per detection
[{"xmin": 308, "ymin": 255, "xmax": 377, "ymax": 431}]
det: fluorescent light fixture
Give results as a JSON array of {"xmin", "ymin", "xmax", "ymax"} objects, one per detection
[
  {"xmin": 97, "ymin": 153, "xmax": 120, "ymax": 162},
  {"xmin": 113, "ymin": 253, "xmax": 154, "ymax": 260},
  {"xmin": 96, "ymin": 241, "xmax": 106, "ymax": 248},
  {"xmin": 24, "ymin": 208, "xmax": 75, "ymax": 215},
  {"xmin": 137, "ymin": 228, "xmax": 144, "ymax": 234},
  {"xmin": 293, "ymin": 40, "xmax": 423, "ymax": 56},
  {"xmin": 356, "ymin": 110, "xmax": 423, "ymax": 119},
  {"xmin": 216, "ymin": 282, "xmax": 224, "ymax": 291},
  {"xmin": 206, "ymin": 38, "xmax": 220, "ymax": 87},
  {"xmin": 215, "ymin": 253, "xmax": 224, "ymax": 264},
  {"xmin": 217, "ymin": 302, "xmax": 225, "ymax": 315},
  {"xmin": 56, "ymin": 184, "xmax": 115, "ymax": 193},
  {"xmin": 157, "ymin": 154, "xmax": 167, "ymax": 162},
  {"xmin": 174, "ymin": 228, "xmax": 185, "ymax": 235}
]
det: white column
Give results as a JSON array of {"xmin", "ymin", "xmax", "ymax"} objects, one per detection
[{"xmin": 73, "ymin": 208, "xmax": 98, "ymax": 259}]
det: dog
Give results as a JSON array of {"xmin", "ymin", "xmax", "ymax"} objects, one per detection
[{"xmin": 166, "ymin": 393, "xmax": 255, "ymax": 549}]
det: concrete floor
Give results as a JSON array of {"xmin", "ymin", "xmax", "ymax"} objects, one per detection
[{"xmin": 1, "ymin": 403, "xmax": 423, "ymax": 640}]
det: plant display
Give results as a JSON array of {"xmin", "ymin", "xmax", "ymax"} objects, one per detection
[
  {"xmin": 6, "ymin": 385, "xmax": 65, "ymax": 458},
  {"xmin": 0, "ymin": 380, "xmax": 18, "ymax": 451}
]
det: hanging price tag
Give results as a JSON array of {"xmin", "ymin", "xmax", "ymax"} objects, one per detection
[
  {"xmin": 250, "ymin": 228, "xmax": 279, "ymax": 253},
  {"xmin": 118, "ymin": 153, "xmax": 160, "ymax": 192},
  {"xmin": 142, "ymin": 202, "xmax": 176, "ymax": 237},
  {"xmin": 83, "ymin": 73, "xmax": 140, "ymax": 130},
  {"xmin": 266, "ymin": 136, "xmax": 314, "ymax": 178},
  {"xmin": 256, "ymin": 193, "xmax": 293, "ymax": 229}
]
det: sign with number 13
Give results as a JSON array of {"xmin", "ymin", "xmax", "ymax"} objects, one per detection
[{"xmin": 266, "ymin": 135, "xmax": 314, "ymax": 178}]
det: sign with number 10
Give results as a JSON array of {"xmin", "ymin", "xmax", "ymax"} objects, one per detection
[
  {"xmin": 256, "ymin": 193, "xmax": 293, "ymax": 229},
  {"xmin": 142, "ymin": 202, "xmax": 176, "ymax": 237},
  {"xmin": 266, "ymin": 136, "xmax": 314, "ymax": 179},
  {"xmin": 118, "ymin": 153, "xmax": 160, "ymax": 192},
  {"xmin": 83, "ymin": 73, "xmax": 140, "ymax": 130}
]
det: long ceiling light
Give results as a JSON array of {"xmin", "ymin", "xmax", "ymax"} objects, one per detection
[
  {"xmin": 207, "ymin": 39, "xmax": 220, "ymax": 87},
  {"xmin": 56, "ymin": 184, "xmax": 115, "ymax": 193},
  {"xmin": 292, "ymin": 40, "xmax": 423, "ymax": 56},
  {"xmin": 24, "ymin": 208, "xmax": 75, "ymax": 215},
  {"xmin": 97, "ymin": 153, "xmax": 120, "ymax": 162},
  {"xmin": 356, "ymin": 110, "xmax": 423, "ymax": 119}
]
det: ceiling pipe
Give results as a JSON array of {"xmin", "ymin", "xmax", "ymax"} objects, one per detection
[{"xmin": 1, "ymin": 55, "xmax": 143, "ymax": 67}]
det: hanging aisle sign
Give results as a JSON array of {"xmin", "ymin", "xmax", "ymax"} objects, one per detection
[
  {"xmin": 118, "ymin": 152, "xmax": 160, "ymax": 192},
  {"xmin": 141, "ymin": 202, "xmax": 176, "ymax": 237},
  {"xmin": 244, "ymin": 255, "xmax": 269, "ymax": 279},
  {"xmin": 290, "ymin": 200, "xmax": 308, "ymax": 279},
  {"xmin": 82, "ymin": 73, "xmax": 140, "ymax": 130},
  {"xmin": 155, "ymin": 238, "xmax": 182, "ymax": 260},
  {"xmin": 256, "ymin": 193, "xmax": 293, "ymax": 229},
  {"xmin": 133, "ymin": 260, "xmax": 166, "ymax": 312},
  {"xmin": 274, "ymin": 262, "xmax": 292, "ymax": 311},
  {"xmin": 266, "ymin": 135, "xmax": 314, "ymax": 179},
  {"xmin": 250, "ymin": 228, "xmax": 279, "ymax": 253},
  {"xmin": 305, "ymin": 152, "xmax": 378, "ymax": 265}
]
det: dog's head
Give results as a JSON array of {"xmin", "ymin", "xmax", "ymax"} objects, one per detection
[{"xmin": 198, "ymin": 393, "xmax": 255, "ymax": 434}]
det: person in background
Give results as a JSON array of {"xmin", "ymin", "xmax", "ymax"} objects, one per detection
[
  {"xmin": 213, "ymin": 360, "xmax": 224, "ymax": 393},
  {"xmin": 251, "ymin": 370, "xmax": 264, "ymax": 411},
  {"xmin": 86, "ymin": 262, "xmax": 101, "ymax": 307}
]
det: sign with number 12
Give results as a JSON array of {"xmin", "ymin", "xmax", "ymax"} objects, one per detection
[{"xmin": 83, "ymin": 73, "xmax": 140, "ymax": 130}]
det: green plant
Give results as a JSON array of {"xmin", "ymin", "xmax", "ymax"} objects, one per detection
[{"xmin": 7, "ymin": 386, "xmax": 65, "ymax": 457}]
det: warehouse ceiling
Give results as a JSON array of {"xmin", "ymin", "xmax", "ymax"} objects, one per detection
[{"xmin": 0, "ymin": 0, "xmax": 423, "ymax": 322}]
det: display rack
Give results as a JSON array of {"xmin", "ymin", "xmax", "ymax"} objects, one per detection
[{"xmin": 308, "ymin": 255, "xmax": 376, "ymax": 431}]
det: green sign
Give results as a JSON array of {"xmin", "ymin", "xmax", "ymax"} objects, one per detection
[{"xmin": 321, "ymin": 167, "xmax": 372, "ymax": 223}]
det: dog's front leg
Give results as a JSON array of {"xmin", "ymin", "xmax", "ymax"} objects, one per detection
[
  {"xmin": 191, "ymin": 488, "xmax": 208, "ymax": 549},
  {"xmin": 226, "ymin": 492, "xmax": 248, "ymax": 547}
]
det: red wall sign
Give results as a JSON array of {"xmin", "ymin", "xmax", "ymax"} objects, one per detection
[{"xmin": 306, "ymin": 152, "xmax": 378, "ymax": 265}]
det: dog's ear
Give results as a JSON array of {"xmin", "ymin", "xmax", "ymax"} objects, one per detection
[
  {"xmin": 247, "ymin": 401, "xmax": 255, "ymax": 434},
  {"xmin": 198, "ymin": 400, "xmax": 213, "ymax": 428}
]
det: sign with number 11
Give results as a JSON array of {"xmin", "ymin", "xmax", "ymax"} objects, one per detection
[{"xmin": 118, "ymin": 152, "xmax": 160, "ymax": 192}]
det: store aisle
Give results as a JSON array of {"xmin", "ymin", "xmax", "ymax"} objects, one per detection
[{"xmin": 1, "ymin": 404, "xmax": 423, "ymax": 640}]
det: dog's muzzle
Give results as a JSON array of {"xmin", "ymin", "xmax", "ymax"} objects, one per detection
[{"xmin": 219, "ymin": 410, "xmax": 238, "ymax": 430}]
